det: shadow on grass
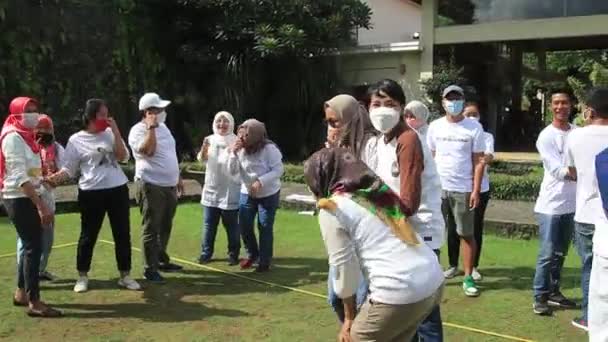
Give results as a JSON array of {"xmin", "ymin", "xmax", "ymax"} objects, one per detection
[
  {"xmin": 176, "ymin": 256, "xmax": 329, "ymax": 295},
  {"xmin": 47, "ymin": 257, "xmax": 329, "ymax": 322},
  {"xmin": 444, "ymin": 266, "xmax": 582, "ymax": 293}
]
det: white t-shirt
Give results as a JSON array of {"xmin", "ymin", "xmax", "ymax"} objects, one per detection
[
  {"xmin": 62, "ymin": 129, "xmax": 129, "ymax": 191},
  {"xmin": 128, "ymin": 122, "xmax": 180, "ymax": 187},
  {"xmin": 1, "ymin": 132, "xmax": 43, "ymax": 199},
  {"xmin": 318, "ymin": 195, "xmax": 444, "ymax": 305},
  {"xmin": 534, "ymin": 124, "xmax": 577, "ymax": 215},
  {"xmin": 481, "ymin": 132, "xmax": 495, "ymax": 193},
  {"xmin": 228, "ymin": 143, "xmax": 284, "ymax": 198},
  {"xmin": 367, "ymin": 135, "xmax": 445, "ymax": 250},
  {"xmin": 427, "ymin": 117, "xmax": 485, "ymax": 193},
  {"xmin": 565, "ymin": 125, "xmax": 608, "ymax": 224},
  {"xmin": 198, "ymin": 134, "xmax": 241, "ymax": 210}
]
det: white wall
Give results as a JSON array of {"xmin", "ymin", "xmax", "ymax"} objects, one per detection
[
  {"xmin": 339, "ymin": 52, "xmax": 423, "ymax": 101},
  {"xmin": 358, "ymin": 0, "xmax": 422, "ymax": 45}
]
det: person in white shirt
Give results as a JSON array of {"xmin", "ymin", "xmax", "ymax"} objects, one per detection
[
  {"xmin": 565, "ymin": 88, "xmax": 608, "ymax": 331},
  {"xmin": 304, "ymin": 148, "xmax": 444, "ymax": 342},
  {"xmin": 427, "ymin": 85, "xmax": 486, "ymax": 297},
  {"xmin": 197, "ymin": 111, "xmax": 241, "ymax": 266},
  {"xmin": 47, "ymin": 98, "xmax": 141, "ymax": 293},
  {"xmin": 16, "ymin": 115, "xmax": 65, "ymax": 282},
  {"xmin": 366, "ymin": 81, "xmax": 445, "ymax": 341},
  {"xmin": 228, "ymin": 119, "xmax": 284, "ymax": 272},
  {"xmin": 459, "ymin": 102, "xmax": 495, "ymax": 281},
  {"xmin": 590, "ymin": 116, "xmax": 608, "ymax": 341},
  {"xmin": 129, "ymin": 93, "xmax": 184, "ymax": 283},
  {"xmin": 323, "ymin": 94, "xmax": 375, "ymax": 323},
  {"xmin": 532, "ymin": 91, "xmax": 578, "ymax": 316},
  {"xmin": 1, "ymin": 97, "xmax": 61, "ymax": 317},
  {"xmin": 404, "ymin": 100, "xmax": 430, "ymax": 139}
]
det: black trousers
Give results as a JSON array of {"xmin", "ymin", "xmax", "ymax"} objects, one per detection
[
  {"xmin": 4, "ymin": 197, "xmax": 42, "ymax": 301},
  {"xmin": 447, "ymin": 191, "xmax": 491, "ymax": 268},
  {"xmin": 77, "ymin": 184, "xmax": 132, "ymax": 273}
]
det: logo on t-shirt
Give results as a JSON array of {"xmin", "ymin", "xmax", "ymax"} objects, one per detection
[{"xmin": 97, "ymin": 147, "xmax": 118, "ymax": 168}]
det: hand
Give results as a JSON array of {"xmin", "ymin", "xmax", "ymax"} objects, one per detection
[
  {"xmin": 338, "ymin": 319, "xmax": 353, "ymax": 342},
  {"xmin": 201, "ymin": 140, "xmax": 210, "ymax": 160},
  {"xmin": 144, "ymin": 113, "xmax": 158, "ymax": 129},
  {"xmin": 37, "ymin": 202, "xmax": 54, "ymax": 227},
  {"xmin": 250, "ymin": 180, "xmax": 262, "ymax": 196},
  {"xmin": 107, "ymin": 117, "xmax": 120, "ymax": 133},
  {"xmin": 45, "ymin": 172, "xmax": 63, "ymax": 187},
  {"xmin": 177, "ymin": 178, "xmax": 184, "ymax": 198},
  {"xmin": 469, "ymin": 191, "xmax": 480, "ymax": 210},
  {"xmin": 230, "ymin": 139, "xmax": 243, "ymax": 154}
]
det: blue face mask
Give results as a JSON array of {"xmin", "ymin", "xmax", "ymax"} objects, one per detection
[{"xmin": 444, "ymin": 100, "xmax": 464, "ymax": 116}]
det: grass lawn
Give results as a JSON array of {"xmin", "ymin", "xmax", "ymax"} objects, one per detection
[{"xmin": 0, "ymin": 204, "xmax": 587, "ymax": 342}]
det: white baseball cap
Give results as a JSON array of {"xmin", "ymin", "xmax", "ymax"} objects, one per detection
[{"xmin": 138, "ymin": 93, "xmax": 171, "ymax": 111}]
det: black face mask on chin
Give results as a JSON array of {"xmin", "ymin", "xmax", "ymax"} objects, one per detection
[{"xmin": 36, "ymin": 133, "xmax": 54, "ymax": 146}]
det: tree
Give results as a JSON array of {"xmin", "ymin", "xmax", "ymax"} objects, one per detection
[{"xmin": 420, "ymin": 54, "xmax": 469, "ymax": 120}]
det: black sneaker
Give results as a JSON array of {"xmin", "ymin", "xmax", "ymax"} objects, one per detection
[
  {"xmin": 159, "ymin": 263, "xmax": 183, "ymax": 272},
  {"xmin": 197, "ymin": 256, "xmax": 212, "ymax": 264},
  {"xmin": 143, "ymin": 270, "xmax": 166, "ymax": 283},
  {"xmin": 533, "ymin": 299, "xmax": 552, "ymax": 316},
  {"xmin": 548, "ymin": 292, "xmax": 578, "ymax": 309},
  {"xmin": 571, "ymin": 317, "xmax": 588, "ymax": 332},
  {"xmin": 228, "ymin": 257, "xmax": 239, "ymax": 266},
  {"xmin": 255, "ymin": 265, "xmax": 270, "ymax": 273}
]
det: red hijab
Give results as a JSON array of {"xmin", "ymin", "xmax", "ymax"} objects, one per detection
[
  {"xmin": 37, "ymin": 114, "xmax": 58, "ymax": 175},
  {"xmin": 0, "ymin": 97, "xmax": 41, "ymax": 188}
]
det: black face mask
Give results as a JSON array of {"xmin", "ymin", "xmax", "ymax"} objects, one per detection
[{"xmin": 36, "ymin": 133, "xmax": 54, "ymax": 146}]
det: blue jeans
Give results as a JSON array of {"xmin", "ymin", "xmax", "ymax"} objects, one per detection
[
  {"xmin": 201, "ymin": 206, "xmax": 240, "ymax": 260},
  {"xmin": 239, "ymin": 191, "xmax": 280, "ymax": 267},
  {"xmin": 413, "ymin": 249, "xmax": 443, "ymax": 342},
  {"xmin": 327, "ymin": 265, "xmax": 368, "ymax": 323},
  {"xmin": 17, "ymin": 220, "xmax": 54, "ymax": 274},
  {"xmin": 533, "ymin": 213, "xmax": 574, "ymax": 300},
  {"xmin": 575, "ymin": 222, "xmax": 594, "ymax": 321}
]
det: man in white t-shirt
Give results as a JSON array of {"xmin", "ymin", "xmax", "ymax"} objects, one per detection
[
  {"xmin": 129, "ymin": 93, "xmax": 184, "ymax": 283},
  {"xmin": 427, "ymin": 85, "xmax": 486, "ymax": 297},
  {"xmin": 565, "ymin": 88, "xmax": 608, "ymax": 331},
  {"xmin": 568, "ymin": 88, "xmax": 608, "ymax": 340},
  {"xmin": 532, "ymin": 91, "xmax": 578, "ymax": 316}
]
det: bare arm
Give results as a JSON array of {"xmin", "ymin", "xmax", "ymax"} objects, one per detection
[
  {"xmin": 108, "ymin": 118, "xmax": 128, "ymax": 162},
  {"xmin": 138, "ymin": 127, "xmax": 157, "ymax": 157}
]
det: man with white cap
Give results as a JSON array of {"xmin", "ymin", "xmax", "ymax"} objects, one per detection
[
  {"xmin": 129, "ymin": 92, "xmax": 184, "ymax": 283},
  {"xmin": 427, "ymin": 85, "xmax": 486, "ymax": 297}
]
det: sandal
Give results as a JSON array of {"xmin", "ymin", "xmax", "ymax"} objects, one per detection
[{"xmin": 26, "ymin": 306, "xmax": 63, "ymax": 318}]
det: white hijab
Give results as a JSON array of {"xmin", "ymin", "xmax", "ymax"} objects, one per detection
[
  {"xmin": 209, "ymin": 111, "xmax": 237, "ymax": 146},
  {"xmin": 202, "ymin": 111, "xmax": 239, "ymax": 192},
  {"xmin": 405, "ymin": 101, "xmax": 430, "ymax": 136}
]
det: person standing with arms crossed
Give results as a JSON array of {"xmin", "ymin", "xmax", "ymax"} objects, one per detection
[
  {"xmin": 129, "ymin": 93, "xmax": 184, "ymax": 283},
  {"xmin": 532, "ymin": 90, "xmax": 578, "ymax": 316}
]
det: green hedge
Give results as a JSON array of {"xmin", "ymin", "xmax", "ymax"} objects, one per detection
[{"xmin": 173, "ymin": 161, "xmax": 543, "ymax": 202}]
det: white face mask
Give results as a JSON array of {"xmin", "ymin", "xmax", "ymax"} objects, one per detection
[
  {"xmin": 468, "ymin": 116, "xmax": 480, "ymax": 122},
  {"xmin": 369, "ymin": 107, "xmax": 401, "ymax": 133},
  {"xmin": 157, "ymin": 111, "xmax": 167, "ymax": 124},
  {"xmin": 22, "ymin": 112, "xmax": 40, "ymax": 129}
]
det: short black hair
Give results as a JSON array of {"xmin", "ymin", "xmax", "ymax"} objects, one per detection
[
  {"xmin": 585, "ymin": 87, "xmax": 608, "ymax": 118},
  {"xmin": 464, "ymin": 101, "xmax": 479, "ymax": 108},
  {"xmin": 82, "ymin": 98, "xmax": 106, "ymax": 128},
  {"xmin": 368, "ymin": 79, "xmax": 406, "ymax": 106},
  {"xmin": 549, "ymin": 88, "xmax": 573, "ymax": 101}
]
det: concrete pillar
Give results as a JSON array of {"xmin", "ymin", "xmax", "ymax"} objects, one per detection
[{"xmin": 420, "ymin": 0, "xmax": 437, "ymax": 85}]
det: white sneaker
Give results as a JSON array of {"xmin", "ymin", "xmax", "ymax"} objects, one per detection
[
  {"xmin": 118, "ymin": 275, "xmax": 142, "ymax": 291},
  {"xmin": 74, "ymin": 276, "xmax": 89, "ymax": 293},
  {"xmin": 444, "ymin": 267, "xmax": 458, "ymax": 279},
  {"xmin": 472, "ymin": 268, "xmax": 483, "ymax": 281}
]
